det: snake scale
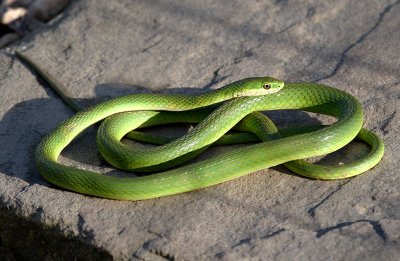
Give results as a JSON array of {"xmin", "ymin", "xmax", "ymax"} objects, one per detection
[{"xmin": 16, "ymin": 52, "xmax": 384, "ymax": 201}]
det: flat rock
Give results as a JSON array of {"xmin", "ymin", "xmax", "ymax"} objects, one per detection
[{"xmin": 1, "ymin": 0, "xmax": 399, "ymax": 259}]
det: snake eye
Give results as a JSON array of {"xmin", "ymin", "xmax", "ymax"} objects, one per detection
[{"xmin": 263, "ymin": 83, "xmax": 271, "ymax": 90}]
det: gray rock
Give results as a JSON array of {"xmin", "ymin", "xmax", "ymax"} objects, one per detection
[{"xmin": 1, "ymin": 0, "xmax": 399, "ymax": 259}]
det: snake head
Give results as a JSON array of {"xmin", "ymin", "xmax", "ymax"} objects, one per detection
[
  {"xmin": 232, "ymin": 77, "xmax": 284, "ymax": 97},
  {"xmin": 258, "ymin": 77, "xmax": 284, "ymax": 93}
]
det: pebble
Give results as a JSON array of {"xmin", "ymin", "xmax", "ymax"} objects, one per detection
[{"xmin": 0, "ymin": 0, "xmax": 70, "ymax": 47}]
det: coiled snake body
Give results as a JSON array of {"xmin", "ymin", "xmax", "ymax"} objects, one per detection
[{"xmin": 17, "ymin": 52, "xmax": 384, "ymax": 201}]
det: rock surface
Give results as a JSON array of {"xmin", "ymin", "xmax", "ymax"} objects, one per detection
[{"xmin": 1, "ymin": 0, "xmax": 399, "ymax": 259}]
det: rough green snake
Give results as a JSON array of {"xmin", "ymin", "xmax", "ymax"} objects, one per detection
[{"xmin": 16, "ymin": 52, "xmax": 384, "ymax": 201}]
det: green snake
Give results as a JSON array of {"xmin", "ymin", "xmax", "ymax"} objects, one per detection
[{"xmin": 16, "ymin": 52, "xmax": 384, "ymax": 201}]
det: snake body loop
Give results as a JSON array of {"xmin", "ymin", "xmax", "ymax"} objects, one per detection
[{"xmin": 16, "ymin": 51, "xmax": 384, "ymax": 201}]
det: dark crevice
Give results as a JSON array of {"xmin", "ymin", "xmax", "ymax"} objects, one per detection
[
  {"xmin": 203, "ymin": 66, "xmax": 228, "ymax": 90},
  {"xmin": 276, "ymin": 5, "xmax": 314, "ymax": 34},
  {"xmin": 316, "ymin": 0, "xmax": 400, "ymax": 81},
  {"xmin": 274, "ymin": 0, "xmax": 288, "ymax": 6},
  {"xmin": 232, "ymin": 238, "xmax": 251, "ymax": 248},
  {"xmin": 277, "ymin": 21, "xmax": 299, "ymax": 34},
  {"xmin": 7, "ymin": 53, "xmax": 16, "ymax": 70},
  {"xmin": 202, "ymin": 40, "xmax": 266, "ymax": 87},
  {"xmin": 231, "ymin": 38, "xmax": 266, "ymax": 66},
  {"xmin": 18, "ymin": 184, "xmax": 32, "ymax": 194},
  {"xmin": 151, "ymin": 249, "xmax": 175, "ymax": 261},
  {"xmin": 77, "ymin": 214, "xmax": 95, "ymax": 240},
  {"xmin": 62, "ymin": 44, "xmax": 73, "ymax": 57},
  {"xmin": 307, "ymin": 180, "xmax": 350, "ymax": 217},
  {"xmin": 233, "ymin": 49, "xmax": 254, "ymax": 64},
  {"xmin": 380, "ymin": 110, "xmax": 396, "ymax": 135},
  {"xmin": 306, "ymin": 7, "xmax": 316, "ymax": 18},
  {"xmin": 370, "ymin": 220, "xmax": 388, "ymax": 241},
  {"xmin": 141, "ymin": 38, "xmax": 164, "ymax": 53},
  {"xmin": 391, "ymin": 81, "xmax": 400, "ymax": 87},
  {"xmin": 141, "ymin": 231, "xmax": 175, "ymax": 261},
  {"xmin": 262, "ymin": 228, "xmax": 286, "ymax": 239},
  {"xmin": 152, "ymin": 18, "xmax": 161, "ymax": 29},
  {"xmin": 316, "ymin": 219, "xmax": 388, "ymax": 241},
  {"xmin": 215, "ymin": 229, "xmax": 286, "ymax": 259}
]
